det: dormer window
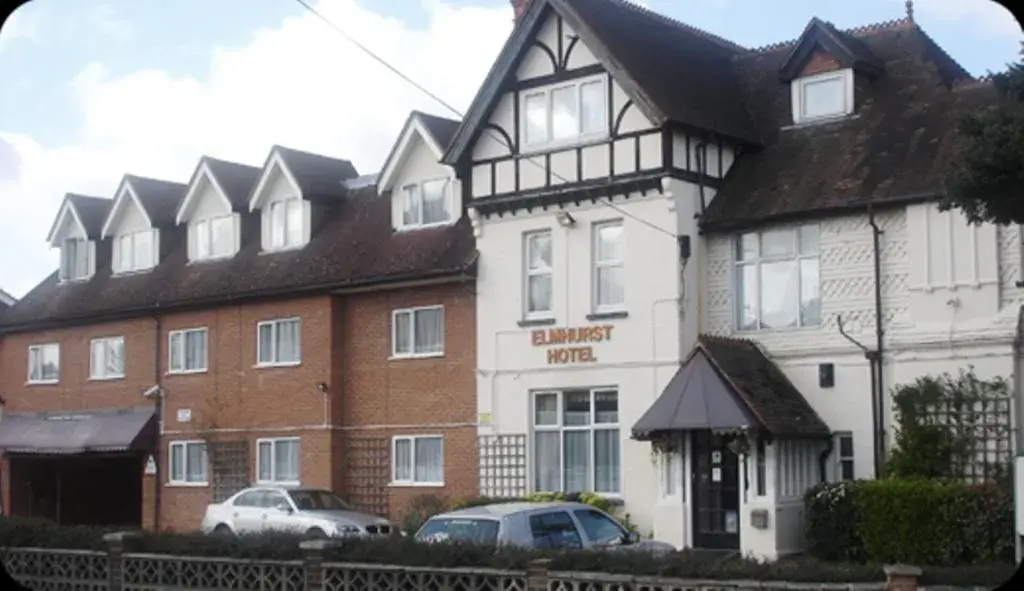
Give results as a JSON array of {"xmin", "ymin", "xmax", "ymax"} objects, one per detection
[
  {"xmin": 521, "ymin": 75, "xmax": 607, "ymax": 150},
  {"xmin": 191, "ymin": 214, "xmax": 237, "ymax": 261},
  {"xmin": 114, "ymin": 229, "xmax": 156, "ymax": 274},
  {"xmin": 400, "ymin": 179, "xmax": 452, "ymax": 229},
  {"xmin": 60, "ymin": 238, "xmax": 92, "ymax": 281},
  {"xmin": 791, "ymin": 69, "xmax": 854, "ymax": 124},
  {"xmin": 268, "ymin": 198, "xmax": 304, "ymax": 250}
]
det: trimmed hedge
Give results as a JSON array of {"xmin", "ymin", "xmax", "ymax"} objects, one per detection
[
  {"xmin": 805, "ymin": 478, "xmax": 1014, "ymax": 567},
  {"xmin": 0, "ymin": 516, "xmax": 1016, "ymax": 586}
]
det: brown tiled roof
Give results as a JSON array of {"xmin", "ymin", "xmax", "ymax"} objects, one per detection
[
  {"xmin": 66, "ymin": 194, "xmax": 113, "ymax": 239},
  {"xmin": 1, "ymin": 182, "xmax": 476, "ymax": 333},
  {"xmin": 698, "ymin": 335, "xmax": 831, "ymax": 437}
]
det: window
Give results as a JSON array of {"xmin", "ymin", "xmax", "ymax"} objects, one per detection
[
  {"xmin": 533, "ymin": 389, "xmax": 620, "ymax": 494},
  {"xmin": 392, "ymin": 306, "xmax": 444, "ymax": 357},
  {"xmin": 521, "ymin": 76, "xmax": 607, "ymax": 149},
  {"xmin": 192, "ymin": 215, "xmax": 236, "ymax": 260},
  {"xmin": 90, "ymin": 337, "xmax": 125, "ymax": 380},
  {"xmin": 115, "ymin": 230, "xmax": 155, "ymax": 273},
  {"xmin": 528, "ymin": 511, "xmax": 583, "ymax": 549},
  {"xmin": 573, "ymin": 508, "xmax": 626, "ymax": 545},
  {"xmin": 735, "ymin": 224, "xmax": 821, "ymax": 331},
  {"xmin": 169, "ymin": 441, "xmax": 208, "ymax": 485},
  {"xmin": 60, "ymin": 238, "xmax": 90, "ymax": 281},
  {"xmin": 268, "ymin": 198, "xmax": 304, "ymax": 249},
  {"xmin": 257, "ymin": 318, "xmax": 301, "ymax": 366},
  {"xmin": 400, "ymin": 179, "xmax": 452, "ymax": 228},
  {"xmin": 257, "ymin": 437, "xmax": 300, "ymax": 484},
  {"xmin": 592, "ymin": 221, "xmax": 624, "ymax": 311},
  {"xmin": 27, "ymin": 343, "xmax": 59, "ymax": 383},
  {"xmin": 523, "ymin": 231, "xmax": 553, "ymax": 319},
  {"xmin": 169, "ymin": 328, "xmax": 208, "ymax": 373},
  {"xmin": 793, "ymin": 70, "xmax": 851, "ymax": 123},
  {"xmin": 836, "ymin": 433, "xmax": 854, "ymax": 481},
  {"xmin": 660, "ymin": 443, "xmax": 683, "ymax": 499},
  {"xmin": 392, "ymin": 435, "xmax": 444, "ymax": 485}
]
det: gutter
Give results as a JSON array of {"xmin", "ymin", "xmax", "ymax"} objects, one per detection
[
  {"xmin": 868, "ymin": 205, "xmax": 887, "ymax": 471},
  {"xmin": 152, "ymin": 312, "xmax": 163, "ymax": 532}
]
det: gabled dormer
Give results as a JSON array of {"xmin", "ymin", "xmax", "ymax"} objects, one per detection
[
  {"xmin": 45, "ymin": 193, "xmax": 111, "ymax": 283},
  {"xmin": 378, "ymin": 111, "xmax": 462, "ymax": 232},
  {"xmin": 778, "ymin": 18, "xmax": 885, "ymax": 125},
  {"xmin": 100, "ymin": 175, "xmax": 187, "ymax": 275},
  {"xmin": 248, "ymin": 146, "xmax": 359, "ymax": 253},
  {"xmin": 176, "ymin": 157, "xmax": 261, "ymax": 263}
]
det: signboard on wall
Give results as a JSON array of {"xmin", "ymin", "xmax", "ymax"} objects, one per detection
[
  {"xmin": 531, "ymin": 324, "xmax": 615, "ymax": 365},
  {"xmin": 144, "ymin": 455, "xmax": 157, "ymax": 475}
]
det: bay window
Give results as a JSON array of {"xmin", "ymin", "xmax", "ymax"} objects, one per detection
[
  {"xmin": 523, "ymin": 231, "xmax": 553, "ymax": 319},
  {"xmin": 392, "ymin": 435, "xmax": 444, "ymax": 485},
  {"xmin": 735, "ymin": 224, "xmax": 821, "ymax": 331},
  {"xmin": 522, "ymin": 75, "xmax": 607, "ymax": 149},
  {"xmin": 401, "ymin": 179, "xmax": 452, "ymax": 228},
  {"xmin": 533, "ymin": 389, "xmax": 620, "ymax": 495}
]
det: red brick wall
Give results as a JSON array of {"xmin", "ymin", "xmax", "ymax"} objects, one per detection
[{"xmin": 800, "ymin": 49, "xmax": 842, "ymax": 77}]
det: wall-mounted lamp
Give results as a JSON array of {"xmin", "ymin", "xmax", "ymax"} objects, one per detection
[
  {"xmin": 555, "ymin": 211, "xmax": 576, "ymax": 228},
  {"xmin": 316, "ymin": 382, "xmax": 328, "ymax": 393}
]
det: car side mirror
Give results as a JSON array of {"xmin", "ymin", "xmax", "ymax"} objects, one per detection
[
  {"xmin": 623, "ymin": 531, "xmax": 641, "ymax": 545},
  {"xmin": 275, "ymin": 503, "xmax": 293, "ymax": 514}
]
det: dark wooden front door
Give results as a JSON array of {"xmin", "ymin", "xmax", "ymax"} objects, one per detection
[{"xmin": 691, "ymin": 431, "xmax": 741, "ymax": 550}]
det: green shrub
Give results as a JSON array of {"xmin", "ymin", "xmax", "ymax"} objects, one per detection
[
  {"xmin": 399, "ymin": 493, "xmax": 449, "ymax": 535},
  {"xmin": 803, "ymin": 481, "xmax": 864, "ymax": 562}
]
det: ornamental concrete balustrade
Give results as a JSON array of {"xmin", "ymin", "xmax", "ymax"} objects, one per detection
[{"xmin": 0, "ymin": 532, "xmax": 970, "ymax": 591}]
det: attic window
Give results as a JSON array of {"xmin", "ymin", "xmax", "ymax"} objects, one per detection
[
  {"xmin": 792, "ymin": 69, "xmax": 853, "ymax": 124},
  {"xmin": 60, "ymin": 238, "xmax": 91, "ymax": 282}
]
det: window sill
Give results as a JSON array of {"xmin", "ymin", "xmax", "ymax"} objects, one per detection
[
  {"xmin": 111, "ymin": 268, "xmax": 155, "ymax": 277},
  {"xmin": 255, "ymin": 480, "xmax": 301, "ymax": 487},
  {"xmin": 59, "ymin": 276, "xmax": 92, "ymax": 285},
  {"xmin": 395, "ymin": 220, "xmax": 456, "ymax": 232},
  {"xmin": 167, "ymin": 369, "xmax": 209, "ymax": 376},
  {"xmin": 389, "ymin": 481, "xmax": 445, "ymax": 488},
  {"xmin": 736, "ymin": 323, "xmax": 822, "ymax": 335},
  {"xmin": 783, "ymin": 112, "xmax": 859, "ymax": 130},
  {"xmin": 586, "ymin": 310, "xmax": 628, "ymax": 321},
  {"xmin": 89, "ymin": 375, "xmax": 125, "ymax": 382},
  {"xmin": 166, "ymin": 481, "xmax": 209, "ymax": 488},
  {"xmin": 254, "ymin": 362, "xmax": 302, "ymax": 369},
  {"xmin": 260, "ymin": 245, "xmax": 306, "ymax": 255},
  {"xmin": 188, "ymin": 253, "xmax": 237, "ymax": 265},
  {"xmin": 519, "ymin": 134, "xmax": 609, "ymax": 158},
  {"xmin": 518, "ymin": 317, "xmax": 556, "ymax": 328},
  {"xmin": 25, "ymin": 380, "xmax": 59, "ymax": 386},
  {"xmin": 389, "ymin": 352, "xmax": 445, "ymax": 361}
]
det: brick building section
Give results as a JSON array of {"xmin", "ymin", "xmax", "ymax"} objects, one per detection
[
  {"xmin": 798, "ymin": 49, "xmax": 841, "ymax": 77},
  {"xmin": 0, "ymin": 284, "xmax": 477, "ymax": 531}
]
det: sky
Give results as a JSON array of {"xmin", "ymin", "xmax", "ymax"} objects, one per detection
[{"xmin": 0, "ymin": 0, "xmax": 1020, "ymax": 299}]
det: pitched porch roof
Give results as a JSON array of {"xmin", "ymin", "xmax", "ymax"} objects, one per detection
[{"xmin": 632, "ymin": 335, "xmax": 830, "ymax": 440}]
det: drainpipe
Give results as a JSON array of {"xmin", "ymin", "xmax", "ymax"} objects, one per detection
[
  {"xmin": 817, "ymin": 438, "xmax": 835, "ymax": 483},
  {"xmin": 837, "ymin": 314, "xmax": 881, "ymax": 478},
  {"xmin": 152, "ymin": 313, "xmax": 163, "ymax": 531},
  {"xmin": 867, "ymin": 206, "xmax": 887, "ymax": 472}
]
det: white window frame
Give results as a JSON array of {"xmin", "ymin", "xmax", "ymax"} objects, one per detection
[
  {"xmin": 255, "ymin": 437, "xmax": 301, "ymax": 485},
  {"xmin": 791, "ymin": 69, "xmax": 854, "ymax": 124},
  {"xmin": 520, "ymin": 74, "xmax": 608, "ymax": 152},
  {"xmin": 659, "ymin": 437, "xmax": 684, "ymax": 500},
  {"xmin": 523, "ymin": 230, "xmax": 554, "ymax": 320},
  {"xmin": 89, "ymin": 336, "xmax": 125, "ymax": 380},
  {"xmin": 836, "ymin": 432, "xmax": 855, "ymax": 481},
  {"xmin": 266, "ymin": 198, "xmax": 305, "ymax": 251},
  {"xmin": 114, "ymin": 229, "xmax": 157, "ymax": 274},
  {"xmin": 734, "ymin": 223, "xmax": 821, "ymax": 332},
  {"xmin": 398, "ymin": 178, "xmax": 454, "ymax": 230},
  {"xmin": 168, "ymin": 328, "xmax": 209, "ymax": 374},
  {"xmin": 60, "ymin": 237, "xmax": 91, "ymax": 282},
  {"xmin": 592, "ymin": 220, "xmax": 625, "ymax": 313},
  {"xmin": 391, "ymin": 305, "xmax": 445, "ymax": 359},
  {"xmin": 190, "ymin": 214, "xmax": 238, "ymax": 262},
  {"xmin": 531, "ymin": 388, "xmax": 621, "ymax": 496},
  {"xmin": 27, "ymin": 343, "xmax": 60, "ymax": 384},
  {"xmin": 391, "ymin": 435, "xmax": 445, "ymax": 486},
  {"xmin": 168, "ymin": 440, "xmax": 209, "ymax": 486},
  {"xmin": 256, "ymin": 317, "xmax": 302, "ymax": 367}
]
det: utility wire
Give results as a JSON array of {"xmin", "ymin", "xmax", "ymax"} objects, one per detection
[{"xmin": 291, "ymin": 0, "xmax": 677, "ymax": 239}]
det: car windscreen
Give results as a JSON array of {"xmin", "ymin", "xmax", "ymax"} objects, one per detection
[
  {"xmin": 287, "ymin": 489, "xmax": 354, "ymax": 511},
  {"xmin": 415, "ymin": 518, "xmax": 500, "ymax": 544}
]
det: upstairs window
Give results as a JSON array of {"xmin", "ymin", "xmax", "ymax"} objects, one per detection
[
  {"xmin": 735, "ymin": 224, "xmax": 821, "ymax": 331},
  {"xmin": 400, "ymin": 179, "xmax": 452, "ymax": 229},
  {"xmin": 523, "ymin": 231, "xmax": 553, "ymax": 319},
  {"xmin": 60, "ymin": 238, "xmax": 90, "ymax": 281},
  {"xmin": 169, "ymin": 328, "xmax": 208, "ymax": 373},
  {"xmin": 27, "ymin": 343, "xmax": 60, "ymax": 384},
  {"xmin": 257, "ymin": 318, "xmax": 301, "ymax": 366},
  {"xmin": 392, "ymin": 306, "xmax": 444, "ymax": 358},
  {"xmin": 792, "ymin": 70, "xmax": 852, "ymax": 123},
  {"xmin": 522, "ymin": 75, "xmax": 607, "ymax": 150},
  {"xmin": 592, "ymin": 221, "xmax": 624, "ymax": 312},
  {"xmin": 268, "ymin": 198, "xmax": 304, "ymax": 250},
  {"xmin": 90, "ymin": 336, "xmax": 125, "ymax": 380},
  {"xmin": 115, "ymin": 230, "xmax": 155, "ymax": 273},
  {"xmin": 192, "ymin": 214, "xmax": 237, "ymax": 261}
]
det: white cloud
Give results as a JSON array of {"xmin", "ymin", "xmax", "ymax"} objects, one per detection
[
  {"xmin": 89, "ymin": 4, "xmax": 136, "ymax": 43},
  {"xmin": 0, "ymin": 3, "xmax": 41, "ymax": 53},
  {"xmin": 0, "ymin": 0, "xmax": 512, "ymax": 298}
]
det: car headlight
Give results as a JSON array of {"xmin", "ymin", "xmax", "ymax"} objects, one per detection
[{"xmin": 336, "ymin": 525, "xmax": 362, "ymax": 536}]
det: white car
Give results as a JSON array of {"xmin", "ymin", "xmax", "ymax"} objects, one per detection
[{"xmin": 201, "ymin": 486, "xmax": 393, "ymax": 538}]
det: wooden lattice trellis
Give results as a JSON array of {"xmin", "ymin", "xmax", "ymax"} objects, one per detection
[
  {"xmin": 342, "ymin": 436, "xmax": 390, "ymax": 518},
  {"xmin": 478, "ymin": 434, "xmax": 527, "ymax": 498}
]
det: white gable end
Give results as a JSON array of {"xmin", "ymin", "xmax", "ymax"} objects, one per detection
[
  {"xmin": 176, "ymin": 163, "xmax": 233, "ymax": 225},
  {"xmin": 388, "ymin": 133, "xmax": 459, "ymax": 232},
  {"xmin": 48, "ymin": 203, "xmax": 87, "ymax": 247}
]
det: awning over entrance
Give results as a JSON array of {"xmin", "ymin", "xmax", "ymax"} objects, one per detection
[
  {"xmin": 0, "ymin": 405, "xmax": 157, "ymax": 454},
  {"xmin": 632, "ymin": 335, "xmax": 830, "ymax": 440}
]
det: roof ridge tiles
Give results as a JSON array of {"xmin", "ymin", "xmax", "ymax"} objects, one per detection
[
  {"xmin": 745, "ymin": 16, "xmax": 913, "ymax": 55},
  {"xmin": 604, "ymin": 0, "xmax": 748, "ymax": 52}
]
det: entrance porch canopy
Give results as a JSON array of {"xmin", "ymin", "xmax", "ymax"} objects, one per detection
[
  {"xmin": 632, "ymin": 335, "xmax": 830, "ymax": 440},
  {"xmin": 0, "ymin": 405, "xmax": 157, "ymax": 455}
]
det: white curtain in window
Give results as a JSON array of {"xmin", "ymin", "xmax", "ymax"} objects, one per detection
[
  {"xmin": 91, "ymin": 343, "xmax": 105, "ymax": 377},
  {"xmin": 275, "ymin": 440, "xmax": 299, "ymax": 482},
  {"xmin": 195, "ymin": 220, "xmax": 210, "ymax": 259},
  {"xmin": 759, "ymin": 260, "xmax": 799, "ymax": 329},
  {"xmin": 185, "ymin": 330, "xmax": 206, "ymax": 369},
  {"xmin": 526, "ymin": 233, "xmax": 552, "ymax": 314},
  {"xmin": 580, "ymin": 81, "xmax": 604, "ymax": 134},
  {"xmin": 394, "ymin": 439, "xmax": 412, "ymax": 481},
  {"xmin": 258, "ymin": 441, "xmax": 273, "ymax": 481},
  {"xmin": 170, "ymin": 445, "xmax": 184, "ymax": 481},
  {"xmin": 413, "ymin": 309, "xmax": 442, "ymax": 353},
  {"xmin": 106, "ymin": 339, "xmax": 124, "ymax": 375},
  {"xmin": 258, "ymin": 324, "xmax": 275, "ymax": 364},
  {"xmin": 186, "ymin": 443, "xmax": 206, "ymax": 481},
  {"xmin": 276, "ymin": 320, "xmax": 300, "ymax": 363},
  {"xmin": 594, "ymin": 429, "xmax": 620, "ymax": 494},
  {"xmin": 551, "ymin": 86, "xmax": 578, "ymax": 140},
  {"xmin": 393, "ymin": 312, "xmax": 412, "ymax": 355},
  {"xmin": 211, "ymin": 216, "xmax": 234, "ymax": 256},
  {"xmin": 285, "ymin": 200, "xmax": 302, "ymax": 245},
  {"xmin": 534, "ymin": 432, "xmax": 560, "ymax": 492},
  {"xmin": 270, "ymin": 202, "xmax": 286, "ymax": 247},
  {"xmin": 523, "ymin": 93, "xmax": 547, "ymax": 144},
  {"xmin": 421, "ymin": 180, "xmax": 450, "ymax": 224},
  {"xmin": 563, "ymin": 431, "xmax": 590, "ymax": 492},
  {"xmin": 134, "ymin": 231, "xmax": 153, "ymax": 269},
  {"xmin": 414, "ymin": 438, "xmax": 443, "ymax": 483}
]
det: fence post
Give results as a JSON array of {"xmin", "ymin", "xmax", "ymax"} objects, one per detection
[
  {"xmin": 527, "ymin": 558, "xmax": 552, "ymax": 591},
  {"xmin": 102, "ymin": 531, "xmax": 139, "ymax": 591},
  {"xmin": 299, "ymin": 539, "xmax": 340, "ymax": 591},
  {"xmin": 884, "ymin": 564, "xmax": 922, "ymax": 591}
]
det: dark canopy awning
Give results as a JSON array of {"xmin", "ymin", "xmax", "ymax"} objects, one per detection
[
  {"xmin": 632, "ymin": 335, "xmax": 831, "ymax": 441},
  {"xmin": 0, "ymin": 405, "xmax": 157, "ymax": 455}
]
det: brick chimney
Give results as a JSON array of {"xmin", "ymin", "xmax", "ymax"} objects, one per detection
[{"xmin": 511, "ymin": 0, "xmax": 532, "ymax": 22}]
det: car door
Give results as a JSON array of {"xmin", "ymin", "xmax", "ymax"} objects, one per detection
[
  {"xmin": 570, "ymin": 508, "xmax": 628, "ymax": 548},
  {"xmin": 230, "ymin": 490, "xmax": 267, "ymax": 534},
  {"xmin": 526, "ymin": 510, "xmax": 584, "ymax": 550},
  {"xmin": 261, "ymin": 490, "xmax": 301, "ymax": 534}
]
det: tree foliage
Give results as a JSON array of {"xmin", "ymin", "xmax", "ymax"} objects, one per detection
[{"xmin": 940, "ymin": 43, "xmax": 1024, "ymax": 225}]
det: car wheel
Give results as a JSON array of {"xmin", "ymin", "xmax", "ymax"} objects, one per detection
[
  {"xmin": 304, "ymin": 527, "xmax": 328, "ymax": 540},
  {"xmin": 213, "ymin": 524, "xmax": 234, "ymax": 537}
]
